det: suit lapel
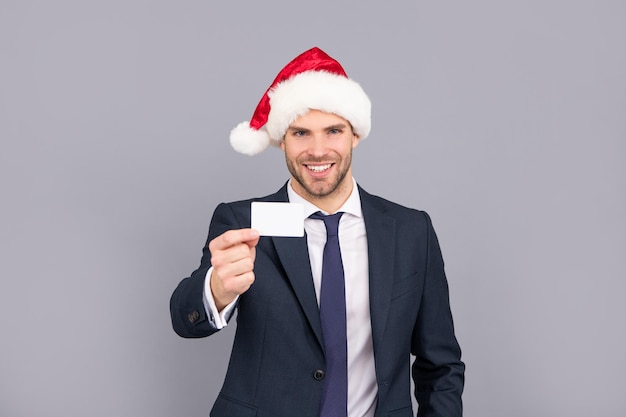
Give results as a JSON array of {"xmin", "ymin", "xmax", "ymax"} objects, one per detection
[
  {"xmin": 263, "ymin": 184, "xmax": 397, "ymax": 353},
  {"xmin": 265, "ymin": 184, "xmax": 324, "ymax": 349},
  {"xmin": 272, "ymin": 237, "xmax": 324, "ymax": 348},
  {"xmin": 359, "ymin": 187, "xmax": 396, "ymax": 354}
]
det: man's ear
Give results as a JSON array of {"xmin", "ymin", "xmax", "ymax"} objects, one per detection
[
  {"xmin": 279, "ymin": 139, "xmax": 285, "ymax": 151},
  {"xmin": 352, "ymin": 133, "xmax": 361, "ymax": 149}
]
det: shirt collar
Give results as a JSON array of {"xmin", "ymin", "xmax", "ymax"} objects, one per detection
[{"xmin": 287, "ymin": 177, "xmax": 363, "ymax": 219}]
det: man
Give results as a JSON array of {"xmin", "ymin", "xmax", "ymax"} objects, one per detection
[{"xmin": 170, "ymin": 47, "xmax": 464, "ymax": 417}]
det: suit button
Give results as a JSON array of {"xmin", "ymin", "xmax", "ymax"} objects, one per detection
[
  {"xmin": 187, "ymin": 310, "xmax": 200, "ymax": 323},
  {"xmin": 313, "ymin": 370, "xmax": 325, "ymax": 381}
]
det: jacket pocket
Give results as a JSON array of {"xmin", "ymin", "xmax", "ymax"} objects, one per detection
[
  {"xmin": 210, "ymin": 394, "xmax": 258, "ymax": 417},
  {"xmin": 388, "ymin": 405, "xmax": 413, "ymax": 416}
]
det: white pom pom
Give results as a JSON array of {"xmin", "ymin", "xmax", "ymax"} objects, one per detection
[{"xmin": 229, "ymin": 121, "xmax": 272, "ymax": 156}]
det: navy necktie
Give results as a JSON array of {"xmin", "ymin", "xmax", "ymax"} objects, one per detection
[{"xmin": 310, "ymin": 211, "xmax": 348, "ymax": 417}]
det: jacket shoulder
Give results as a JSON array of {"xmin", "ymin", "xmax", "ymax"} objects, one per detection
[{"xmin": 358, "ymin": 186, "xmax": 431, "ymax": 223}]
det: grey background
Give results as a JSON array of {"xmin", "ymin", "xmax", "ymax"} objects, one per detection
[{"xmin": 1, "ymin": 1, "xmax": 624, "ymax": 416}]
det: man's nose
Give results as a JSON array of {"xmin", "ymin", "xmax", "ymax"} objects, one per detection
[{"xmin": 308, "ymin": 135, "xmax": 328, "ymax": 156}]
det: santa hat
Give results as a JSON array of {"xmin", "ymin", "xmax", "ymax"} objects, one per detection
[{"xmin": 229, "ymin": 47, "xmax": 371, "ymax": 155}]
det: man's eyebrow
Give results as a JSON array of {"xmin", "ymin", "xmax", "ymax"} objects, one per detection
[
  {"xmin": 287, "ymin": 123, "xmax": 348, "ymax": 131},
  {"xmin": 324, "ymin": 123, "xmax": 348, "ymax": 130},
  {"xmin": 287, "ymin": 125, "xmax": 310, "ymax": 132}
]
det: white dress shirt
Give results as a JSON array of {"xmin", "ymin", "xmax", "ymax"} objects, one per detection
[{"xmin": 204, "ymin": 178, "xmax": 377, "ymax": 417}]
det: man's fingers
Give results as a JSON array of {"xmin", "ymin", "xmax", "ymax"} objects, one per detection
[
  {"xmin": 212, "ymin": 242, "xmax": 254, "ymax": 266},
  {"xmin": 214, "ymin": 256, "xmax": 255, "ymax": 280},
  {"xmin": 209, "ymin": 228, "xmax": 260, "ymax": 309},
  {"xmin": 209, "ymin": 228, "xmax": 260, "ymax": 252},
  {"xmin": 219, "ymin": 271, "xmax": 255, "ymax": 294},
  {"xmin": 245, "ymin": 234, "xmax": 260, "ymax": 249}
]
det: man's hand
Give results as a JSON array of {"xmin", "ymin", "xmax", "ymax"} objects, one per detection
[{"xmin": 209, "ymin": 228, "xmax": 260, "ymax": 312}]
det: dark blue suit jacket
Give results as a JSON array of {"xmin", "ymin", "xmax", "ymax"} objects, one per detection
[{"xmin": 170, "ymin": 184, "xmax": 464, "ymax": 417}]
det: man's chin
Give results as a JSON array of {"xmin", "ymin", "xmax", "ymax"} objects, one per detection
[
  {"xmin": 297, "ymin": 180, "xmax": 337, "ymax": 199},
  {"xmin": 304, "ymin": 186, "xmax": 334, "ymax": 198}
]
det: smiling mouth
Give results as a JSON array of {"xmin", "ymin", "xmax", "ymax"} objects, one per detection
[{"xmin": 306, "ymin": 163, "xmax": 333, "ymax": 173}]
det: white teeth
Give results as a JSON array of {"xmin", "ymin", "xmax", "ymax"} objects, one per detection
[{"xmin": 307, "ymin": 164, "xmax": 332, "ymax": 172}]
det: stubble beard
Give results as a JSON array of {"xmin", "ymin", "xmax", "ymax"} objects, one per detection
[{"xmin": 286, "ymin": 151, "xmax": 353, "ymax": 202}]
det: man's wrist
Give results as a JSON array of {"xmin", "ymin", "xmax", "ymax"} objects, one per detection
[{"xmin": 203, "ymin": 267, "xmax": 238, "ymax": 329}]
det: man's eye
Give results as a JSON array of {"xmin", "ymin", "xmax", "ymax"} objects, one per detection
[
  {"xmin": 329, "ymin": 128, "xmax": 341, "ymax": 135},
  {"xmin": 293, "ymin": 130, "xmax": 307, "ymax": 137}
]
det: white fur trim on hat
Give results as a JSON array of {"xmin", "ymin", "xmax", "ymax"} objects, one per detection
[{"xmin": 265, "ymin": 70, "xmax": 371, "ymax": 144}]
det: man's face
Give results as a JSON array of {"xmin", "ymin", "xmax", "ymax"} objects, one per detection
[{"xmin": 281, "ymin": 110, "xmax": 360, "ymax": 208}]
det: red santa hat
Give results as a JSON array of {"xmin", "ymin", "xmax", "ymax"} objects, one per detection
[{"xmin": 229, "ymin": 47, "xmax": 372, "ymax": 155}]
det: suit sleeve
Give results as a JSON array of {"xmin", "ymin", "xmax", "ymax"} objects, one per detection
[
  {"xmin": 411, "ymin": 212, "xmax": 465, "ymax": 417},
  {"xmin": 169, "ymin": 203, "xmax": 243, "ymax": 338}
]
